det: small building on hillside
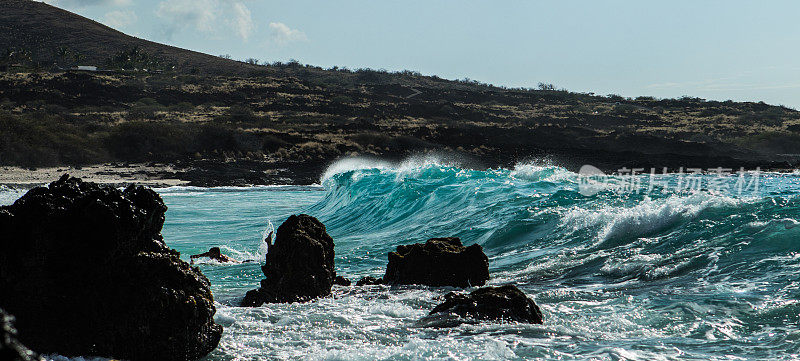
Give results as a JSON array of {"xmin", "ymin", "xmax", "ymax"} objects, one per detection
[{"xmin": 75, "ymin": 65, "xmax": 97, "ymax": 71}]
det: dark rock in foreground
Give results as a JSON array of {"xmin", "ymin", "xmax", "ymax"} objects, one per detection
[
  {"xmin": 242, "ymin": 214, "xmax": 336, "ymax": 306},
  {"xmin": 383, "ymin": 237, "xmax": 489, "ymax": 287},
  {"xmin": 355, "ymin": 276, "xmax": 383, "ymax": 286},
  {"xmin": 0, "ymin": 175, "xmax": 222, "ymax": 361},
  {"xmin": 429, "ymin": 285, "xmax": 543, "ymax": 324},
  {"xmin": 333, "ymin": 275, "xmax": 351, "ymax": 286},
  {"xmin": 1, "ymin": 308, "xmax": 41, "ymax": 361}
]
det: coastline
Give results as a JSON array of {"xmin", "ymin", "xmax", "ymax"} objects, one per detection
[
  {"xmin": 0, "ymin": 164, "xmax": 190, "ymax": 189},
  {"xmin": 2, "ymin": 157, "xmax": 800, "ymax": 360},
  {"xmin": 1, "ymin": 159, "xmax": 796, "ymax": 190}
]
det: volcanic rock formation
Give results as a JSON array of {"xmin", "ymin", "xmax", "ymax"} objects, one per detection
[
  {"xmin": 241, "ymin": 214, "xmax": 337, "ymax": 306},
  {"xmin": 0, "ymin": 175, "xmax": 222, "ymax": 361},
  {"xmin": 428, "ymin": 285, "xmax": 543, "ymax": 324},
  {"xmin": 383, "ymin": 237, "xmax": 489, "ymax": 287}
]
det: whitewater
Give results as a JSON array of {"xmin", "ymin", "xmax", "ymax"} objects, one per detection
[{"xmin": 3, "ymin": 158, "xmax": 800, "ymax": 360}]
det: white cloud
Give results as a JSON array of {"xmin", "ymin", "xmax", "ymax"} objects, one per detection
[
  {"xmin": 269, "ymin": 22, "xmax": 308, "ymax": 45},
  {"xmin": 155, "ymin": 0, "xmax": 254, "ymax": 40},
  {"xmin": 103, "ymin": 9, "xmax": 137, "ymax": 29},
  {"xmin": 156, "ymin": 0, "xmax": 218, "ymax": 38},
  {"xmin": 229, "ymin": 2, "xmax": 254, "ymax": 40}
]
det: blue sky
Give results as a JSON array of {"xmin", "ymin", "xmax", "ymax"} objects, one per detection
[{"xmin": 43, "ymin": 0, "xmax": 800, "ymax": 108}]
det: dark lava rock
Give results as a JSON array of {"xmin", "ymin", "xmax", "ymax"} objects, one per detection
[
  {"xmin": 0, "ymin": 175, "xmax": 222, "ymax": 361},
  {"xmin": 1, "ymin": 308, "xmax": 41, "ymax": 361},
  {"xmin": 383, "ymin": 237, "xmax": 489, "ymax": 287},
  {"xmin": 241, "ymin": 214, "xmax": 336, "ymax": 306},
  {"xmin": 355, "ymin": 276, "xmax": 383, "ymax": 286},
  {"xmin": 428, "ymin": 285, "xmax": 543, "ymax": 324},
  {"xmin": 333, "ymin": 275, "xmax": 351, "ymax": 286},
  {"xmin": 240, "ymin": 288, "xmax": 266, "ymax": 307}
]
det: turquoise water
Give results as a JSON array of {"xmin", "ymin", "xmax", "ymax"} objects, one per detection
[{"xmin": 4, "ymin": 158, "xmax": 800, "ymax": 360}]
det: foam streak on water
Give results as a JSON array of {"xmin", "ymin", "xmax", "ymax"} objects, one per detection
[{"xmin": 2, "ymin": 159, "xmax": 800, "ymax": 360}]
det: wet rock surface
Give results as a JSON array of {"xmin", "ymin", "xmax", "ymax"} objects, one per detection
[
  {"xmin": 355, "ymin": 276, "xmax": 384, "ymax": 286},
  {"xmin": 241, "ymin": 214, "xmax": 336, "ymax": 306},
  {"xmin": 333, "ymin": 275, "xmax": 351, "ymax": 286},
  {"xmin": 0, "ymin": 175, "xmax": 222, "ymax": 361},
  {"xmin": 1, "ymin": 308, "xmax": 41, "ymax": 361},
  {"xmin": 383, "ymin": 237, "xmax": 490, "ymax": 287},
  {"xmin": 428, "ymin": 285, "xmax": 543, "ymax": 325}
]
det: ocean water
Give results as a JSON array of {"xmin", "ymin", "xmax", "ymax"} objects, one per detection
[{"xmin": 3, "ymin": 158, "xmax": 800, "ymax": 360}]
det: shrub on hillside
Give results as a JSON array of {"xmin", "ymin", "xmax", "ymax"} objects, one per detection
[
  {"xmin": 106, "ymin": 121, "xmax": 192, "ymax": 161},
  {"xmin": 128, "ymin": 98, "xmax": 165, "ymax": 120},
  {"xmin": 0, "ymin": 114, "xmax": 107, "ymax": 166}
]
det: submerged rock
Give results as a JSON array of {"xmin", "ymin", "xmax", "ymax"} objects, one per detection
[
  {"xmin": 428, "ymin": 285, "xmax": 543, "ymax": 324},
  {"xmin": 241, "ymin": 214, "xmax": 336, "ymax": 306},
  {"xmin": 1, "ymin": 308, "xmax": 41, "ymax": 361},
  {"xmin": 383, "ymin": 237, "xmax": 489, "ymax": 287},
  {"xmin": 355, "ymin": 276, "xmax": 383, "ymax": 286},
  {"xmin": 0, "ymin": 175, "xmax": 222, "ymax": 361}
]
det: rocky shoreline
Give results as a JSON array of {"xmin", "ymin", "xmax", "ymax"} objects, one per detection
[
  {"xmin": 0, "ymin": 159, "xmax": 327, "ymax": 188},
  {"xmin": 238, "ymin": 212, "xmax": 542, "ymax": 325},
  {"xmin": 0, "ymin": 176, "xmax": 543, "ymax": 360},
  {"xmin": 1, "ymin": 156, "xmax": 797, "ymax": 189}
]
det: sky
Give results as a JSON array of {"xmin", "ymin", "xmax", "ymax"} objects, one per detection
[{"xmin": 41, "ymin": 0, "xmax": 800, "ymax": 108}]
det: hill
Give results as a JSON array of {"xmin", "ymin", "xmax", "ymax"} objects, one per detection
[
  {"xmin": 0, "ymin": 0, "xmax": 269, "ymax": 75},
  {"xmin": 1, "ymin": 0, "xmax": 800, "ymax": 185}
]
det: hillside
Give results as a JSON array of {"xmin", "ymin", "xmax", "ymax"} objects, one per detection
[
  {"xmin": 1, "ymin": 0, "xmax": 800, "ymax": 185},
  {"xmin": 0, "ymin": 0, "xmax": 269, "ymax": 75}
]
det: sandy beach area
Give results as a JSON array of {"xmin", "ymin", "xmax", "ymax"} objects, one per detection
[{"xmin": 0, "ymin": 163, "xmax": 190, "ymax": 188}]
